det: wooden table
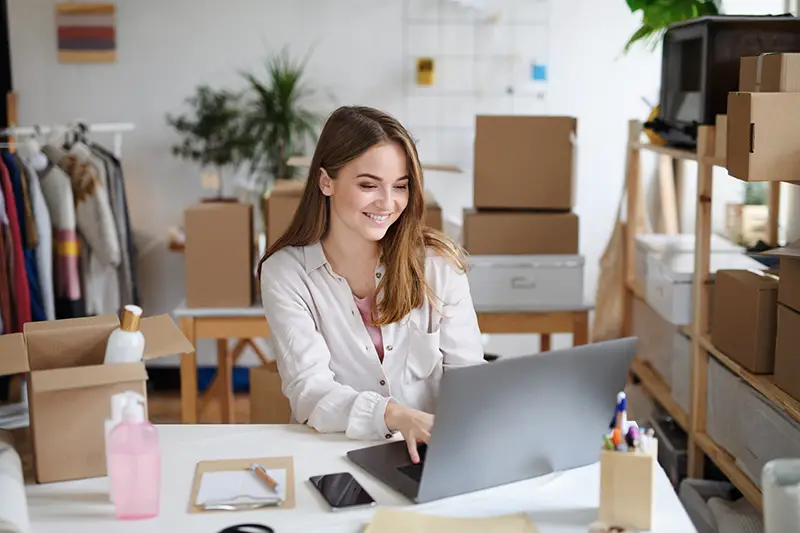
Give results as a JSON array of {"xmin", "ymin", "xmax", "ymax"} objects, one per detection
[{"xmin": 174, "ymin": 303, "xmax": 593, "ymax": 424}]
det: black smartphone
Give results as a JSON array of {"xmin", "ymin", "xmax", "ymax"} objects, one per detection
[{"xmin": 308, "ymin": 472, "xmax": 376, "ymax": 511}]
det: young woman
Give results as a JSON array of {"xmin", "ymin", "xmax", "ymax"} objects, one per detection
[{"xmin": 258, "ymin": 105, "xmax": 485, "ymax": 463}]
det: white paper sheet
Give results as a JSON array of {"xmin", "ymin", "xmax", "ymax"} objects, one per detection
[
  {"xmin": 195, "ymin": 469, "xmax": 286, "ymax": 506},
  {"xmin": 0, "ymin": 432, "xmax": 30, "ymax": 533}
]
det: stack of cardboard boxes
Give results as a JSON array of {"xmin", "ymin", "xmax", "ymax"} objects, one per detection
[
  {"xmin": 698, "ymin": 52, "xmax": 800, "ymax": 488},
  {"xmin": 462, "ymin": 115, "xmax": 584, "ymax": 311}
]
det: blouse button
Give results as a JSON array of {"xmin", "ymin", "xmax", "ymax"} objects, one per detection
[
  {"xmin": 380, "ymin": 379, "xmax": 386, "ymax": 386},
  {"xmin": 385, "ymin": 433, "xmax": 392, "ymax": 439},
  {"xmin": 386, "ymin": 345, "xmax": 393, "ymax": 351},
  {"xmin": 375, "ymin": 272, "xmax": 382, "ymax": 279}
]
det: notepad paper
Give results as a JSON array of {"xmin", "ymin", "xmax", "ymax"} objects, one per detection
[
  {"xmin": 364, "ymin": 509, "xmax": 539, "ymax": 533},
  {"xmin": 195, "ymin": 469, "xmax": 286, "ymax": 506}
]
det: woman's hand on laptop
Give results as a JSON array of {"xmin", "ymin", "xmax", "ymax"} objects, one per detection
[{"xmin": 384, "ymin": 401, "xmax": 434, "ymax": 464}]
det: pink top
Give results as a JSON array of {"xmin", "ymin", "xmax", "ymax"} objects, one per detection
[{"xmin": 354, "ymin": 294, "xmax": 385, "ymax": 363}]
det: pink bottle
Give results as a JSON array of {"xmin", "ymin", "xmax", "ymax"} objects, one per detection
[{"xmin": 107, "ymin": 394, "xmax": 161, "ymax": 519}]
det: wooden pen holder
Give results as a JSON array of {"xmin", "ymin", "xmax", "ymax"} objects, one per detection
[{"xmin": 598, "ymin": 441, "xmax": 658, "ymax": 531}]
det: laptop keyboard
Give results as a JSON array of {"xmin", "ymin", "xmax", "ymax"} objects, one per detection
[{"xmin": 397, "ymin": 443, "xmax": 427, "ymax": 482}]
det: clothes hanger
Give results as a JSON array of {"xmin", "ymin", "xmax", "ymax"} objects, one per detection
[{"xmin": 20, "ymin": 125, "xmax": 49, "ymax": 171}]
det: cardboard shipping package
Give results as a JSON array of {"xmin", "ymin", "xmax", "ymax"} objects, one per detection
[
  {"xmin": 249, "ymin": 362, "xmax": 292, "ymax": 424},
  {"xmin": 263, "ymin": 179, "xmax": 305, "ymax": 247},
  {"xmin": 184, "ymin": 200, "xmax": 254, "ymax": 308},
  {"xmin": 473, "ymin": 115, "xmax": 577, "ymax": 210},
  {"xmin": 739, "ymin": 53, "xmax": 800, "ymax": 93},
  {"xmin": 762, "ymin": 241, "xmax": 800, "ymax": 313},
  {"xmin": 726, "ymin": 92, "xmax": 800, "ymax": 182},
  {"xmin": 774, "ymin": 303, "xmax": 800, "ymax": 403},
  {"xmin": 463, "ymin": 210, "xmax": 579, "ymax": 255},
  {"xmin": 0, "ymin": 314, "xmax": 194, "ymax": 483},
  {"xmin": 710, "ymin": 269, "xmax": 778, "ymax": 374}
]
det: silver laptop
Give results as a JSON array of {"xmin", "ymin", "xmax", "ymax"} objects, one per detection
[{"xmin": 347, "ymin": 337, "xmax": 637, "ymax": 503}]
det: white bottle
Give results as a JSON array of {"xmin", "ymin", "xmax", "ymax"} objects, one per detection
[
  {"xmin": 104, "ymin": 305, "xmax": 146, "ymax": 364},
  {"xmin": 105, "ymin": 391, "xmax": 146, "ymax": 502}
]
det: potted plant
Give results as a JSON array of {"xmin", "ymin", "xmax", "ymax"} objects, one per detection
[
  {"xmin": 238, "ymin": 47, "xmax": 324, "ymax": 193},
  {"xmin": 623, "ymin": 0, "xmax": 721, "ymax": 53},
  {"xmin": 166, "ymin": 85, "xmax": 248, "ymax": 198}
]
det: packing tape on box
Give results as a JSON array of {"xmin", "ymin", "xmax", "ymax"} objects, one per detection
[
  {"xmin": 0, "ymin": 431, "xmax": 29, "ymax": 533},
  {"xmin": 754, "ymin": 52, "xmax": 779, "ymax": 93}
]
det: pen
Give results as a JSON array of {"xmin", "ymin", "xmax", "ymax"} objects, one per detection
[{"xmin": 250, "ymin": 463, "xmax": 280, "ymax": 494}]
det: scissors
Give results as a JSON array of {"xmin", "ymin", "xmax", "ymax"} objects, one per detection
[{"xmin": 217, "ymin": 525, "xmax": 275, "ymax": 533}]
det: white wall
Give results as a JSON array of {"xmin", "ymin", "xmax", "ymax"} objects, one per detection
[{"xmin": 6, "ymin": 0, "xmax": 688, "ymax": 362}]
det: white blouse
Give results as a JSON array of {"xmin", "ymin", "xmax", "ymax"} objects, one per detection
[{"xmin": 260, "ymin": 242, "xmax": 486, "ymax": 441}]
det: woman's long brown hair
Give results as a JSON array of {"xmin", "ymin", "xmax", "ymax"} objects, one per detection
[{"xmin": 257, "ymin": 105, "xmax": 467, "ymax": 325}]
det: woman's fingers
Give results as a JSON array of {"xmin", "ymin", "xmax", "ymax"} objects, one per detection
[{"xmin": 406, "ymin": 436, "xmax": 420, "ymax": 464}]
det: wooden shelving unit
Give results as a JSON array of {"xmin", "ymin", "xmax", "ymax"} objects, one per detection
[{"xmin": 622, "ymin": 119, "xmax": 787, "ymax": 514}]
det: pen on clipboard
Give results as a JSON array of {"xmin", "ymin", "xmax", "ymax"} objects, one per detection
[{"xmin": 250, "ymin": 463, "xmax": 281, "ymax": 494}]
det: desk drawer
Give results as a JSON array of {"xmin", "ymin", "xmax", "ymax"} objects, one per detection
[{"xmin": 466, "ymin": 255, "xmax": 584, "ymax": 311}]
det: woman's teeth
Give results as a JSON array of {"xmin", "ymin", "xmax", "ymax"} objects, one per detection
[{"xmin": 365, "ymin": 213, "xmax": 389, "ymax": 222}]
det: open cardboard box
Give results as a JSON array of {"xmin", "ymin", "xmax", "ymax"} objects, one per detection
[{"xmin": 0, "ymin": 313, "xmax": 194, "ymax": 483}]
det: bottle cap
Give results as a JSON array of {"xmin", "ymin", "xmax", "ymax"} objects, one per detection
[
  {"xmin": 121, "ymin": 394, "xmax": 146, "ymax": 424},
  {"xmin": 120, "ymin": 305, "xmax": 143, "ymax": 333},
  {"xmin": 111, "ymin": 392, "xmax": 145, "ymax": 422}
]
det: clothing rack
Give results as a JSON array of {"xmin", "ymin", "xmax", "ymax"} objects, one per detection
[{"xmin": 0, "ymin": 122, "xmax": 135, "ymax": 158}]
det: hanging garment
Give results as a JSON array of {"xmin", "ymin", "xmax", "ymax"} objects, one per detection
[
  {"xmin": 37, "ymin": 159, "xmax": 83, "ymax": 319},
  {"xmin": 19, "ymin": 157, "xmax": 55, "ymax": 320},
  {"xmin": 0, "ymin": 157, "xmax": 30, "ymax": 331},
  {"xmin": 0, "ymin": 185, "xmax": 12, "ymax": 334},
  {"xmin": 43, "ymin": 144, "xmax": 120, "ymax": 316},
  {"xmin": 2, "ymin": 151, "xmax": 45, "ymax": 323},
  {"xmin": 91, "ymin": 143, "xmax": 136, "ymax": 306}
]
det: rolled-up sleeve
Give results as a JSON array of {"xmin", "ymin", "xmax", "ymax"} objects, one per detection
[
  {"xmin": 260, "ymin": 257, "xmax": 392, "ymax": 440},
  {"xmin": 439, "ymin": 261, "xmax": 486, "ymax": 368}
]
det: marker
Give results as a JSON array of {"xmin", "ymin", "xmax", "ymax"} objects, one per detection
[
  {"xmin": 609, "ymin": 391, "xmax": 627, "ymax": 429},
  {"xmin": 615, "ymin": 392, "xmax": 627, "ymax": 431},
  {"xmin": 603, "ymin": 434, "xmax": 614, "ymax": 450}
]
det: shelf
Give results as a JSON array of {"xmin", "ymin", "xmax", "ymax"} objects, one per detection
[
  {"xmin": 699, "ymin": 335, "xmax": 800, "ymax": 424},
  {"xmin": 630, "ymin": 141, "xmax": 698, "ymax": 161},
  {"xmin": 630, "ymin": 356, "xmax": 690, "ymax": 431},
  {"xmin": 694, "ymin": 432, "xmax": 763, "ymax": 513}
]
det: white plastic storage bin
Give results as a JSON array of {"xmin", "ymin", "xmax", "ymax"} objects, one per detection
[
  {"xmin": 634, "ymin": 234, "xmax": 742, "ymax": 289},
  {"xmin": 736, "ymin": 385, "xmax": 800, "ymax": 488},
  {"xmin": 706, "ymin": 358, "xmax": 744, "ymax": 457},
  {"xmin": 678, "ymin": 479, "xmax": 739, "ymax": 533},
  {"xmin": 632, "ymin": 296, "xmax": 678, "ymax": 385},
  {"xmin": 671, "ymin": 330, "xmax": 692, "ymax": 414},
  {"xmin": 466, "ymin": 255, "xmax": 584, "ymax": 311},
  {"xmin": 646, "ymin": 251, "xmax": 767, "ymax": 326}
]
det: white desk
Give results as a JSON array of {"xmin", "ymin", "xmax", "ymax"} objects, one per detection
[{"xmin": 26, "ymin": 425, "xmax": 696, "ymax": 533}]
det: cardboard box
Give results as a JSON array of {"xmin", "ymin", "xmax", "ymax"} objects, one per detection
[
  {"xmin": 763, "ymin": 242, "xmax": 800, "ymax": 313},
  {"xmin": 184, "ymin": 200, "xmax": 254, "ymax": 308},
  {"xmin": 726, "ymin": 92, "xmax": 800, "ymax": 182},
  {"xmin": 263, "ymin": 179, "xmax": 305, "ymax": 247},
  {"xmin": 462, "ymin": 210, "xmax": 579, "ymax": 255},
  {"xmin": 740, "ymin": 53, "xmax": 800, "ymax": 93},
  {"xmin": 714, "ymin": 114, "xmax": 727, "ymax": 161},
  {"xmin": 0, "ymin": 314, "xmax": 194, "ymax": 483},
  {"xmin": 710, "ymin": 269, "xmax": 778, "ymax": 374},
  {"xmin": 774, "ymin": 303, "xmax": 800, "ymax": 403},
  {"xmin": 473, "ymin": 115, "xmax": 577, "ymax": 210},
  {"xmin": 249, "ymin": 362, "xmax": 292, "ymax": 424},
  {"xmin": 598, "ymin": 444, "xmax": 657, "ymax": 531},
  {"xmin": 424, "ymin": 203, "xmax": 443, "ymax": 231}
]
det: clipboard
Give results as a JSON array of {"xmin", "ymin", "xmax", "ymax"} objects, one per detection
[{"xmin": 188, "ymin": 456, "xmax": 295, "ymax": 513}]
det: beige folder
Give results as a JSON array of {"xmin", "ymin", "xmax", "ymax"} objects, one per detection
[{"xmin": 188, "ymin": 456, "xmax": 295, "ymax": 513}]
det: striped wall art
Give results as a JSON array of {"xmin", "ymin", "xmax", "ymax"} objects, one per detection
[{"xmin": 56, "ymin": 3, "xmax": 116, "ymax": 63}]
